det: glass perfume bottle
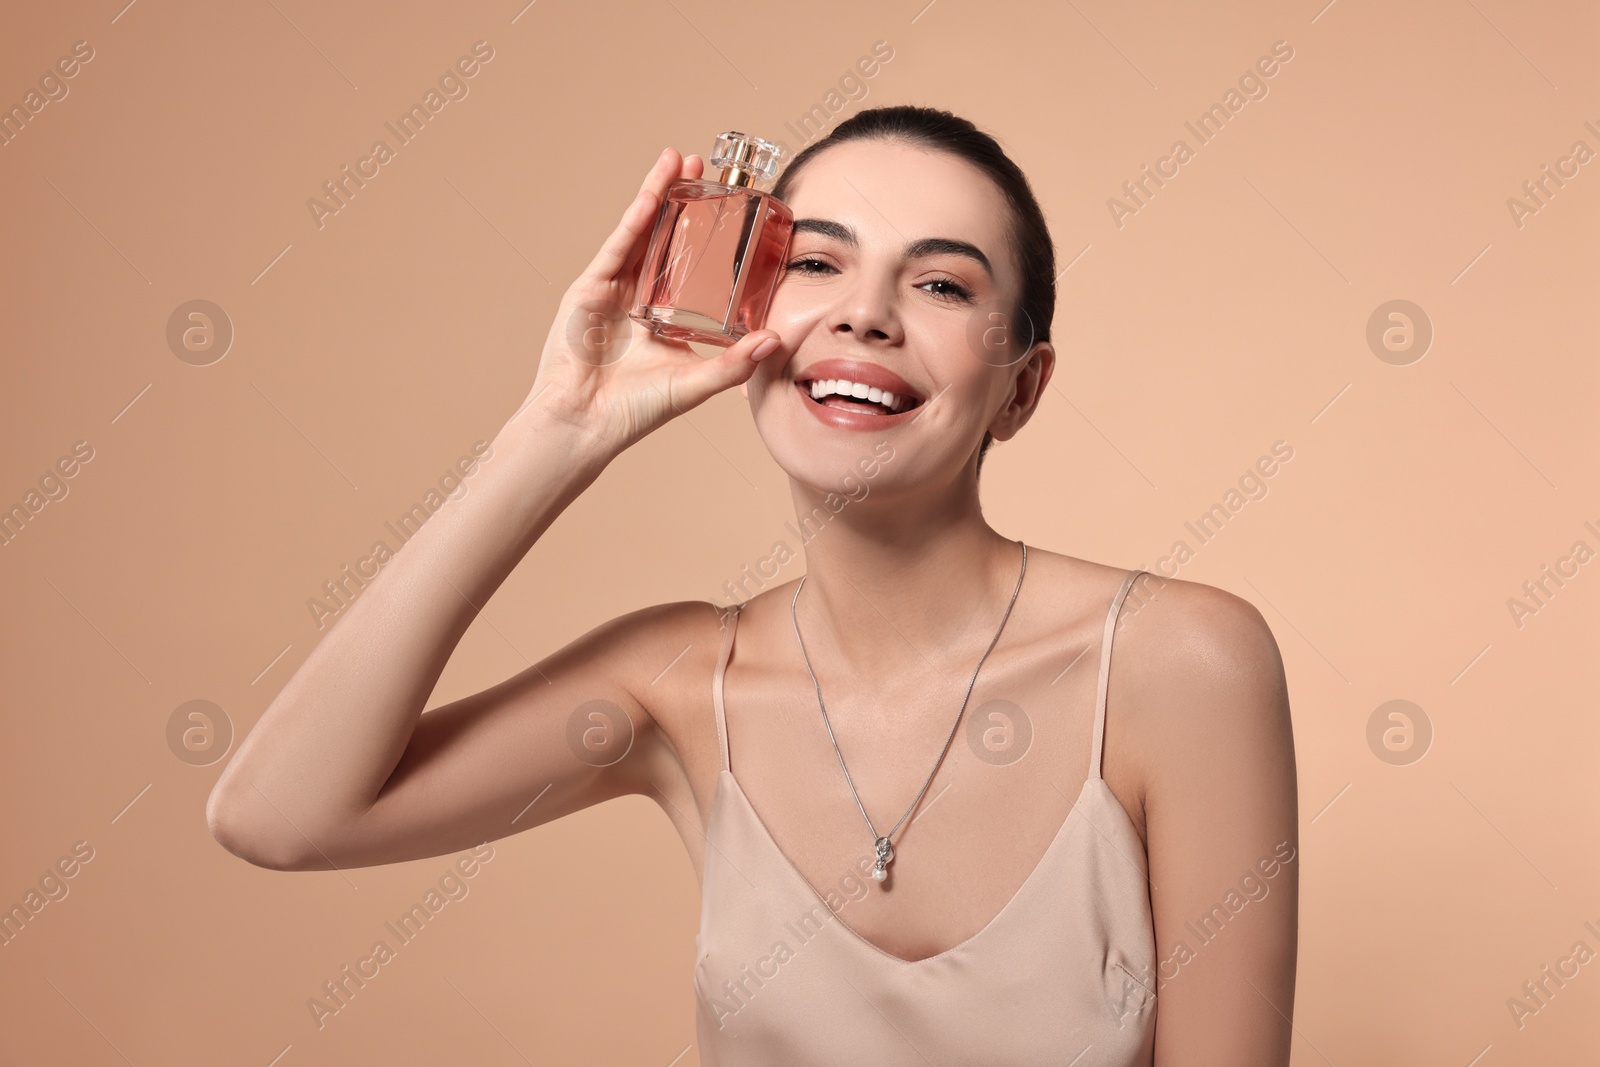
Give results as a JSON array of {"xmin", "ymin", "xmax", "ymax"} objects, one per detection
[{"xmin": 629, "ymin": 132, "xmax": 795, "ymax": 346}]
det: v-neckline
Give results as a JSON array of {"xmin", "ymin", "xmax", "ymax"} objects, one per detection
[{"xmin": 711, "ymin": 765, "xmax": 1114, "ymax": 966}]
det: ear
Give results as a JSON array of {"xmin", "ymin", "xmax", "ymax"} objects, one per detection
[{"xmin": 988, "ymin": 341, "xmax": 1054, "ymax": 443}]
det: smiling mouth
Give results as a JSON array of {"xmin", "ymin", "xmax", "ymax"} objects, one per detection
[{"xmin": 796, "ymin": 379, "xmax": 922, "ymax": 417}]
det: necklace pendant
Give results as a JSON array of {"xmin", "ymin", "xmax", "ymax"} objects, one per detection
[{"xmin": 871, "ymin": 836, "xmax": 894, "ymax": 882}]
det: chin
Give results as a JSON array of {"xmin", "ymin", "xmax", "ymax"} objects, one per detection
[{"xmin": 752, "ymin": 414, "xmax": 906, "ymax": 504}]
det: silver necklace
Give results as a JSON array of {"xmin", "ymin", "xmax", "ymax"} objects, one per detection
[{"xmin": 789, "ymin": 540, "xmax": 1028, "ymax": 884}]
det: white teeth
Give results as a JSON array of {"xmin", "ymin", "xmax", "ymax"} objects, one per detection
[{"xmin": 806, "ymin": 377, "xmax": 912, "ymax": 413}]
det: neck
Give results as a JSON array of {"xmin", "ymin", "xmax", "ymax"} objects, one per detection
[{"xmin": 786, "ymin": 473, "xmax": 1023, "ymax": 684}]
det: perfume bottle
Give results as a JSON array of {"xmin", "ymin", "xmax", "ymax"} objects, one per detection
[{"xmin": 629, "ymin": 132, "xmax": 795, "ymax": 346}]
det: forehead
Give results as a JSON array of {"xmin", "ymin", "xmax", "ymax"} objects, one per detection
[{"xmin": 782, "ymin": 140, "xmax": 1014, "ymax": 269}]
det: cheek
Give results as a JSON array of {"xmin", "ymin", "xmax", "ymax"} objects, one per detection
[
  {"xmin": 907, "ymin": 314, "xmax": 993, "ymax": 403},
  {"xmin": 765, "ymin": 284, "xmax": 825, "ymax": 335}
]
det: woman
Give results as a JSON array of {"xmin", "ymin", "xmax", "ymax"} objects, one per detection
[{"xmin": 209, "ymin": 106, "xmax": 1298, "ymax": 1065}]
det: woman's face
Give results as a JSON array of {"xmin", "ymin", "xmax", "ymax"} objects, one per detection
[{"xmin": 748, "ymin": 139, "xmax": 1050, "ymax": 497}]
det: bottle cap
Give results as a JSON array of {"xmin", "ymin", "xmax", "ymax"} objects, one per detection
[{"xmin": 711, "ymin": 132, "xmax": 782, "ymax": 188}]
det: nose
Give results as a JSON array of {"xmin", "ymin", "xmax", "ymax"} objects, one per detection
[{"xmin": 828, "ymin": 268, "xmax": 903, "ymax": 346}]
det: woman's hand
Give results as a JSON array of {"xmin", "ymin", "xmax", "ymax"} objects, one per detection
[{"xmin": 518, "ymin": 147, "xmax": 783, "ymax": 454}]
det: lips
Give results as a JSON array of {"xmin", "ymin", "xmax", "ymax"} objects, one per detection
[
  {"xmin": 790, "ymin": 358, "xmax": 926, "ymax": 431},
  {"xmin": 793, "ymin": 358, "xmax": 924, "ymax": 412}
]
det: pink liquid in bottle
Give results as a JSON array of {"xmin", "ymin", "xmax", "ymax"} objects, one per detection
[{"xmin": 630, "ymin": 132, "xmax": 794, "ymax": 346}]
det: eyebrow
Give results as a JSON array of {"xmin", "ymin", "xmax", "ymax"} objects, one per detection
[{"xmin": 791, "ymin": 217, "xmax": 993, "ymax": 280}]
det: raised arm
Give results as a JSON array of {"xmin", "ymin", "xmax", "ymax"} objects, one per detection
[{"xmin": 206, "ymin": 147, "xmax": 784, "ymax": 871}]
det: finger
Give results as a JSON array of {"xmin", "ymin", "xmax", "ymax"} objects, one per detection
[
  {"xmin": 582, "ymin": 148, "xmax": 683, "ymax": 283},
  {"xmin": 615, "ymin": 153, "xmax": 702, "ymax": 284},
  {"xmin": 613, "ymin": 153, "xmax": 705, "ymax": 284},
  {"xmin": 675, "ymin": 330, "xmax": 784, "ymax": 408}
]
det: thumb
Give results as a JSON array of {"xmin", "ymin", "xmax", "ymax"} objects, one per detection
[{"xmin": 680, "ymin": 329, "xmax": 783, "ymax": 403}]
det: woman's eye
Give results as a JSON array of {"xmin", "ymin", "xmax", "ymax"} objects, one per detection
[
  {"xmin": 918, "ymin": 277, "xmax": 973, "ymax": 303},
  {"xmin": 785, "ymin": 257, "xmax": 835, "ymax": 275},
  {"xmin": 783, "ymin": 259, "xmax": 973, "ymax": 304}
]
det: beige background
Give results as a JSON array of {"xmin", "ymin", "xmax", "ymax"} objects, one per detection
[{"xmin": 2, "ymin": 0, "xmax": 1596, "ymax": 1063}]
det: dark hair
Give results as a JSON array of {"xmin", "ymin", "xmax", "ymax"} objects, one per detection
[{"xmin": 771, "ymin": 105, "xmax": 1056, "ymax": 479}]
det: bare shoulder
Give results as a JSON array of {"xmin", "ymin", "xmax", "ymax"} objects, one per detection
[
  {"xmin": 519, "ymin": 596, "xmax": 726, "ymax": 783},
  {"xmin": 1118, "ymin": 573, "xmax": 1287, "ymax": 710},
  {"xmin": 591, "ymin": 598, "xmax": 739, "ymax": 813},
  {"xmin": 1114, "ymin": 573, "xmax": 1294, "ymax": 794},
  {"xmin": 589, "ymin": 598, "xmax": 730, "ymax": 730}
]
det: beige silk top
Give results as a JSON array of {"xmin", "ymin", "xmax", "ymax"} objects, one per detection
[{"xmin": 693, "ymin": 569, "xmax": 1159, "ymax": 1065}]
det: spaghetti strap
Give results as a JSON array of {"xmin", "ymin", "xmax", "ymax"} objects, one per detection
[
  {"xmin": 1090, "ymin": 570, "xmax": 1145, "ymax": 781},
  {"xmin": 712, "ymin": 602, "xmax": 744, "ymax": 774}
]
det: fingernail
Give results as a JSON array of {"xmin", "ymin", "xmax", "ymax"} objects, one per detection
[{"xmin": 751, "ymin": 336, "xmax": 781, "ymax": 361}]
